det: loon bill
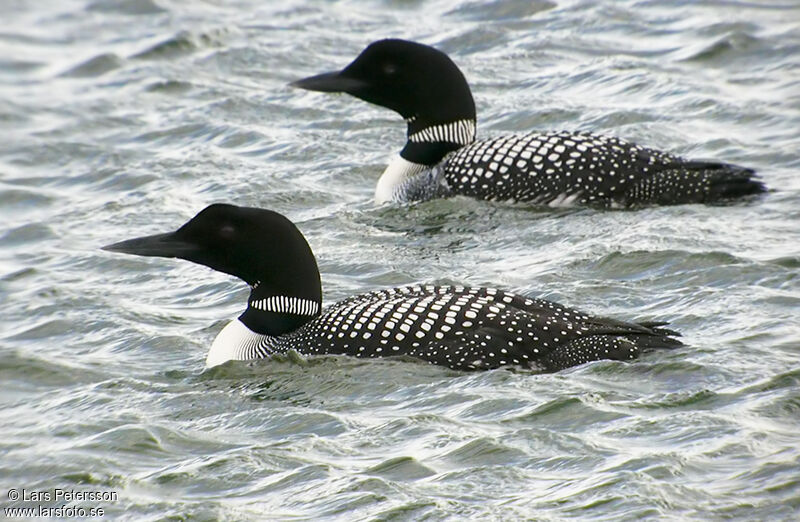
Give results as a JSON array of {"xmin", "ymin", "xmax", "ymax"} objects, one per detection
[
  {"xmin": 292, "ymin": 38, "xmax": 765, "ymax": 207},
  {"xmin": 103, "ymin": 204, "xmax": 682, "ymax": 370}
]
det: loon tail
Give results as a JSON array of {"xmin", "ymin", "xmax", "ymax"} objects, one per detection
[
  {"xmin": 631, "ymin": 321, "xmax": 684, "ymax": 350},
  {"xmin": 625, "ymin": 160, "xmax": 766, "ymax": 205},
  {"xmin": 687, "ymin": 161, "xmax": 766, "ymax": 201},
  {"xmin": 540, "ymin": 321, "xmax": 682, "ymax": 371}
]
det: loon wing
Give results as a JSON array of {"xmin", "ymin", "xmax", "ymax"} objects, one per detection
[{"xmin": 442, "ymin": 131, "xmax": 762, "ymax": 206}]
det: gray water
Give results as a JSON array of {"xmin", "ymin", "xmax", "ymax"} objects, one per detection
[{"xmin": 2, "ymin": 0, "xmax": 799, "ymax": 520}]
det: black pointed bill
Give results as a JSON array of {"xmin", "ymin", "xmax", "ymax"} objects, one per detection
[
  {"xmin": 102, "ymin": 232, "xmax": 199, "ymax": 259},
  {"xmin": 291, "ymin": 71, "xmax": 366, "ymax": 93}
]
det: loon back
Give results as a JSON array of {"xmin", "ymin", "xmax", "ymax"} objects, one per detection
[
  {"xmin": 103, "ymin": 204, "xmax": 682, "ymax": 371},
  {"xmin": 293, "ymin": 38, "xmax": 765, "ymax": 207},
  {"xmin": 278, "ymin": 285, "xmax": 682, "ymax": 372},
  {"xmin": 442, "ymin": 131, "xmax": 762, "ymax": 207}
]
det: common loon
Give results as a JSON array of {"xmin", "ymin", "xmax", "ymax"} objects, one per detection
[
  {"xmin": 292, "ymin": 39, "xmax": 765, "ymax": 207},
  {"xmin": 104, "ymin": 204, "xmax": 681, "ymax": 370}
]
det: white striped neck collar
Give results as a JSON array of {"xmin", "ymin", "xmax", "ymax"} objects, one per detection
[
  {"xmin": 407, "ymin": 119, "xmax": 476, "ymax": 146},
  {"xmin": 397, "ymin": 119, "xmax": 476, "ymax": 168},
  {"xmin": 248, "ymin": 294, "xmax": 320, "ymax": 316},
  {"xmin": 240, "ymin": 287, "xmax": 321, "ymax": 336}
]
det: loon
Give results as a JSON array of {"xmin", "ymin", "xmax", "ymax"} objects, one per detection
[
  {"xmin": 103, "ymin": 203, "xmax": 682, "ymax": 370},
  {"xmin": 292, "ymin": 38, "xmax": 765, "ymax": 207}
]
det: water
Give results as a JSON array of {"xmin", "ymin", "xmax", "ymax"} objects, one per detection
[{"xmin": 1, "ymin": 0, "xmax": 799, "ymax": 519}]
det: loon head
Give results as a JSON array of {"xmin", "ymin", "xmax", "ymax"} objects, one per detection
[
  {"xmin": 103, "ymin": 204, "xmax": 322, "ymax": 336},
  {"xmin": 292, "ymin": 39, "xmax": 476, "ymax": 134}
]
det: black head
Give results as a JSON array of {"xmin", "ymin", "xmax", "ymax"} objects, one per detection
[
  {"xmin": 292, "ymin": 39, "xmax": 476, "ymax": 128},
  {"xmin": 103, "ymin": 204, "xmax": 322, "ymax": 305}
]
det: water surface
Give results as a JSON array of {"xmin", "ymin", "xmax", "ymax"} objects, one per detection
[{"xmin": 1, "ymin": 0, "xmax": 799, "ymax": 519}]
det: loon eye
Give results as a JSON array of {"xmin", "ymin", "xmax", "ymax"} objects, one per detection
[
  {"xmin": 218, "ymin": 224, "xmax": 236, "ymax": 240},
  {"xmin": 383, "ymin": 63, "xmax": 398, "ymax": 76}
]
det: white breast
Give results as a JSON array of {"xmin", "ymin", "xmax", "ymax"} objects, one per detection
[
  {"xmin": 375, "ymin": 155, "xmax": 427, "ymax": 204},
  {"xmin": 205, "ymin": 319, "xmax": 271, "ymax": 368}
]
